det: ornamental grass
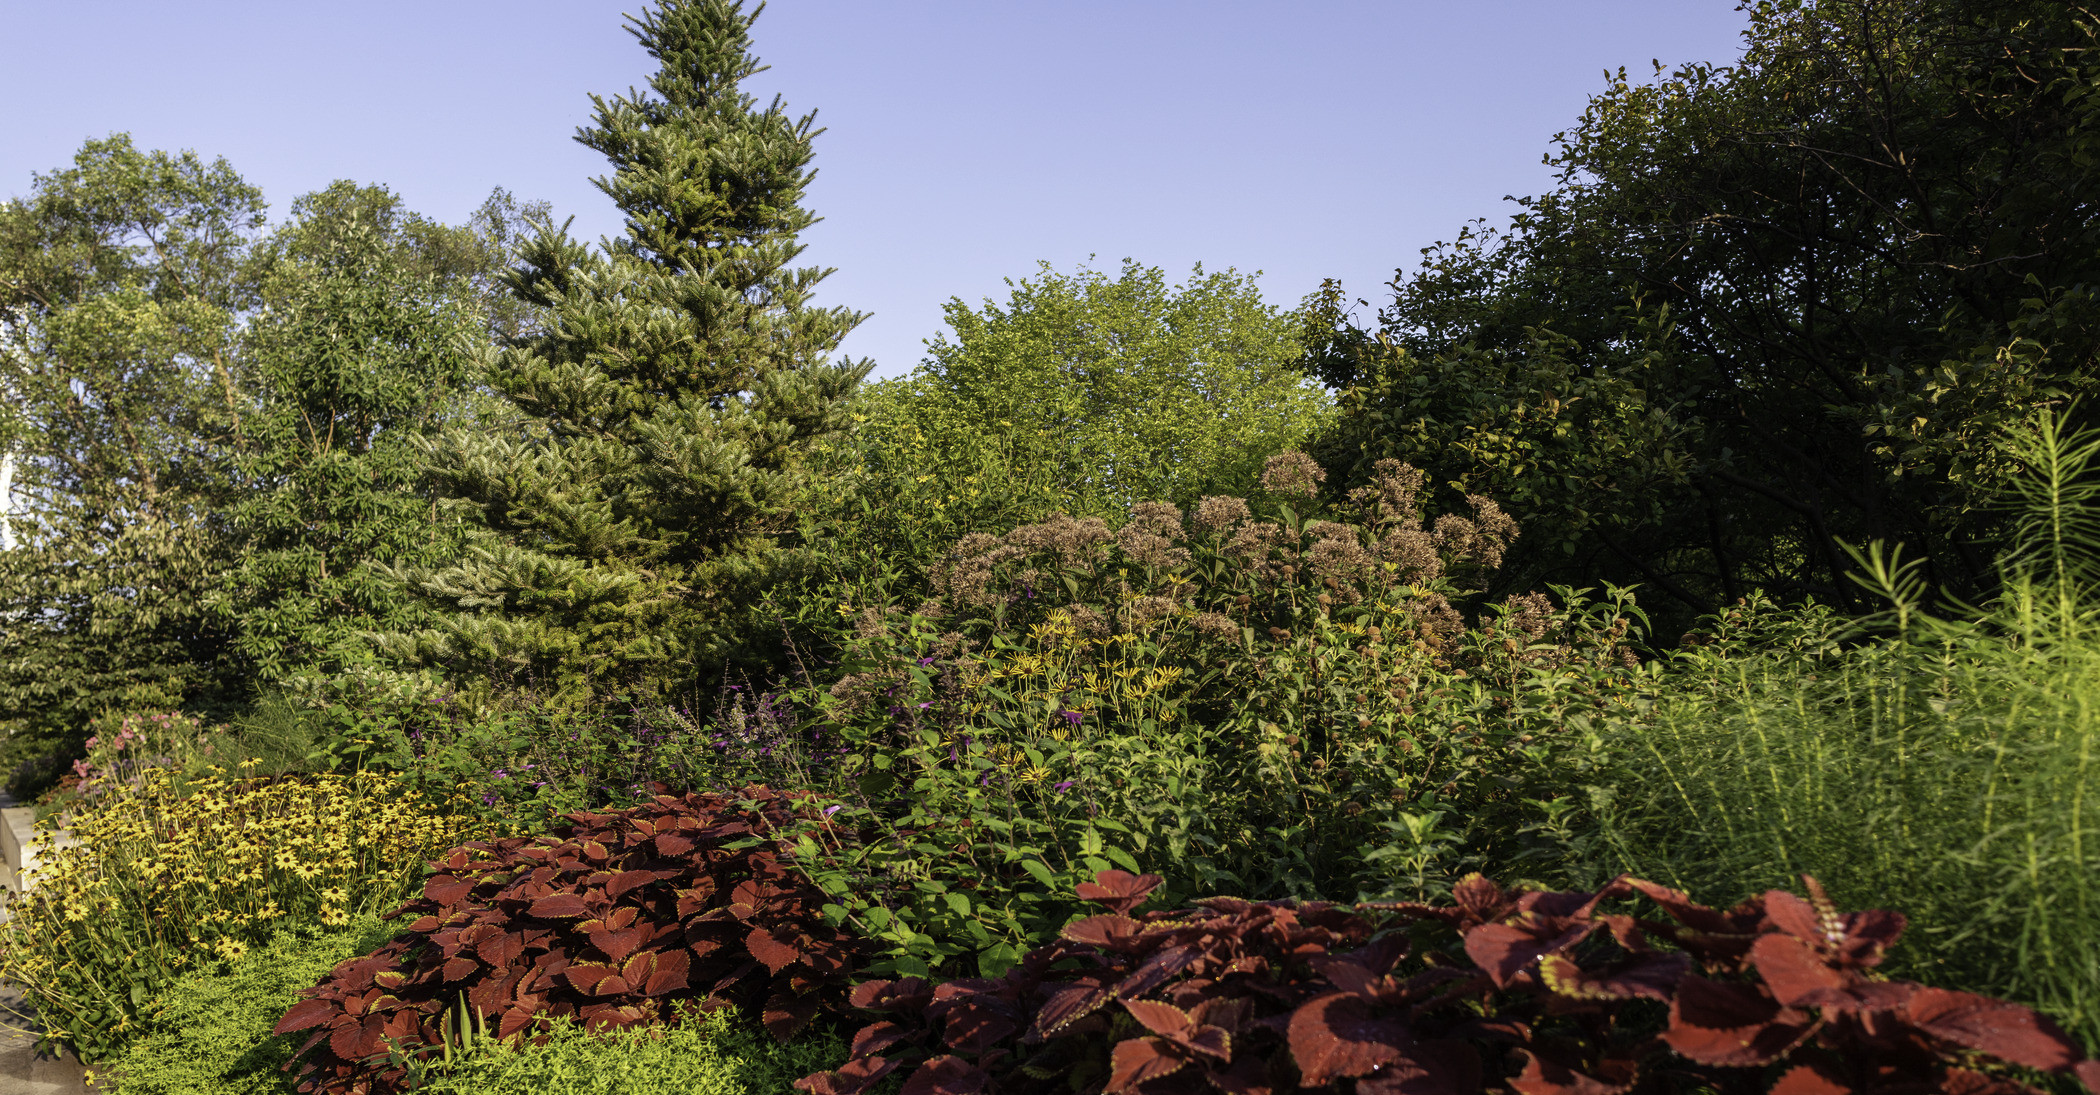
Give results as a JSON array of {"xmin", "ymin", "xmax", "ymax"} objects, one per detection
[{"xmin": 0, "ymin": 765, "xmax": 491, "ymax": 1062}]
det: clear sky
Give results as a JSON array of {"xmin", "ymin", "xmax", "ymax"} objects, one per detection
[{"xmin": 2, "ymin": 1, "xmax": 1749, "ymax": 378}]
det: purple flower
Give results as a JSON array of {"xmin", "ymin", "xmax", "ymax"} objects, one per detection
[
  {"xmin": 823, "ymin": 804, "xmax": 842, "ymax": 817},
  {"xmin": 1062, "ymin": 710, "xmax": 1084, "ymax": 728},
  {"xmin": 917, "ymin": 656, "xmax": 937, "ymax": 667},
  {"xmin": 1053, "ymin": 780, "xmax": 1076, "ymax": 793}
]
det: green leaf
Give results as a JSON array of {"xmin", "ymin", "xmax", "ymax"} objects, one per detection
[{"xmin": 1019, "ymin": 858, "xmax": 1058, "ymax": 889}]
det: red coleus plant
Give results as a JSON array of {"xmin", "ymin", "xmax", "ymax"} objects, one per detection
[
  {"xmin": 275, "ymin": 786, "xmax": 863, "ymax": 1095},
  {"xmin": 800, "ymin": 869, "xmax": 2100, "ymax": 1095}
]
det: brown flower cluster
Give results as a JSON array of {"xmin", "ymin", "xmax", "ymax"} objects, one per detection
[{"xmin": 1258, "ymin": 450, "xmax": 1327, "ymax": 497}]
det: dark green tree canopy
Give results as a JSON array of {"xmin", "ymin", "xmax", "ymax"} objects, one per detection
[
  {"xmin": 1318, "ymin": 0, "xmax": 2100, "ymax": 616},
  {"xmin": 216, "ymin": 182, "xmax": 493, "ymax": 683},
  {"xmin": 377, "ymin": 0, "xmax": 867, "ymax": 703}
]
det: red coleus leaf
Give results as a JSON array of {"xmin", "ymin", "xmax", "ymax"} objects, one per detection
[
  {"xmin": 1061, "ymin": 914, "xmax": 1146, "ymax": 949},
  {"xmin": 1105, "ymin": 1038, "xmax": 1188, "ymax": 1094},
  {"xmin": 1509, "ymin": 1050, "xmax": 1637, "ymax": 1095},
  {"xmin": 1288, "ymin": 990, "xmax": 1413, "ymax": 1085},
  {"xmin": 441, "ymin": 956, "xmax": 478, "ymax": 982},
  {"xmin": 475, "ymin": 930, "xmax": 526, "ymax": 968},
  {"xmin": 644, "ymin": 948, "xmax": 690, "ymax": 996},
  {"xmin": 796, "ymin": 1054, "xmax": 902, "ymax": 1095},
  {"xmin": 730, "ymin": 878, "xmax": 775, "ymax": 918},
  {"xmin": 423, "ymin": 875, "xmax": 474, "ymax": 906},
  {"xmin": 1902, "ymin": 986, "xmax": 2083, "ymax": 1071},
  {"xmin": 1463, "ymin": 921, "xmax": 1592, "ymax": 988},
  {"xmin": 1355, "ymin": 1040, "xmax": 1482, "ymax": 1095},
  {"xmin": 1124, "ymin": 999, "xmax": 1231, "ymax": 1061},
  {"xmin": 1537, "ymin": 951, "xmax": 1689, "ymax": 1002},
  {"xmin": 1660, "ymin": 975, "xmax": 1814, "ymax": 1066},
  {"xmin": 747, "ymin": 925, "xmax": 806, "ymax": 974},
  {"xmin": 899, "ymin": 1054, "xmax": 990, "ymax": 1095},
  {"xmin": 275, "ymin": 999, "xmax": 337, "ymax": 1035},
  {"xmin": 328, "ymin": 1014, "xmax": 387, "ymax": 1063},
  {"xmin": 1762, "ymin": 889, "xmax": 1831, "ymax": 947},
  {"xmin": 1768, "ymin": 1063, "xmax": 1852, "ymax": 1095},
  {"xmin": 944, "ymin": 1001, "xmax": 1020, "ymax": 1054},
  {"xmin": 1029, "ymin": 980, "xmax": 1114, "ymax": 1040},
  {"xmin": 1318, "ymin": 935, "xmax": 1410, "ymax": 995},
  {"xmin": 1075, "ymin": 869, "xmax": 1163, "ymax": 914},
  {"xmin": 1115, "ymin": 944, "xmax": 1198, "ymax": 1000},
  {"xmin": 1450, "ymin": 874, "xmax": 1510, "ymax": 921},
  {"xmin": 1124, "ymin": 999, "xmax": 1195, "ymax": 1038},
  {"xmin": 851, "ymin": 977, "xmax": 932, "ymax": 1012},
  {"xmin": 606, "ymin": 869, "xmax": 658, "ymax": 899},
  {"xmin": 529, "ymin": 892, "xmax": 591, "ymax": 918},
  {"xmin": 850, "ymin": 1020, "xmax": 912, "ymax": 1057},
  {"xmin": 766, "ymin": 988, "xmax": 823, "ymax": 1042},
  {"xmin": 591, "ymin": 926, "xmax": 650, "ymax": 965},
  {"xmin": 1748, "ymin": 933, "xmax": 1849, "ymax": 1008},
  {"xmin": 563, "ymin": 963, "xmax": 619, "ymax": 994}
]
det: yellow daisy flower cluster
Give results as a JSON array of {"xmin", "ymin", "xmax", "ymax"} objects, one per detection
[
  {"xmin": 0, "ymin": 766, "xmax": 493, "ymax": 1062},
  {"xmin": 960, "ymin": 609, "xmax": 1191, "ymax": 746}
]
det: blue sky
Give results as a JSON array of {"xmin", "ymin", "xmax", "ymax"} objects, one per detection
[{"xmin": 2, "ymin": 1, "xmax": 1748, "ymax": 378}]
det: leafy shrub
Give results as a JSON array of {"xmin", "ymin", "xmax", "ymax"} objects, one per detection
[
  {"xmin": 274, "ymin": 786, "xmax": 863, "ymax": 1095},
  {"xmin": 0, "ymin": 767, "xmax": 484, "ymax": 1062},
  {"xmin": 759, "ymin": 460, "xmax": 1656, "ymax": 978},
  {"xmin": 6, "ymin": 743, "xmax": 76, "ymax": 804},
  {"xmin": 408, "ymin": 1002, "xmax": 845, "ymax": 1095},
  {"xmin": 802, "ymin": 870, "xmax": 2100, "ymax": 1095},
  {"xmin": 96, "ymin": 918, "xmax": 394, "ymax": 1095}
]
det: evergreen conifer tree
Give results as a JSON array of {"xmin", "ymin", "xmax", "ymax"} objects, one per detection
[{"xmin": 375, "ymin": 0, "xmax": 866, "ymax": 703}]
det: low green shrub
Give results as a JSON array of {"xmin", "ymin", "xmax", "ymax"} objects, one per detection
[
  {"xmin": 411, "ymin": 1004, "xmax": 845, "ymax": 1095},
  {"xmin": 96, "ymin": 918, "xmax": 392, "ymax": 1095}
]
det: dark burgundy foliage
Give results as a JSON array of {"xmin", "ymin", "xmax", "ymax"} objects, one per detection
[
  {"xmin": 274, "ymin": 786, "xmax": 863, "ymax": 1094},
  {"xmin": 801, "ymin": 870, "xmax": 2100, "ymax": 1095}
]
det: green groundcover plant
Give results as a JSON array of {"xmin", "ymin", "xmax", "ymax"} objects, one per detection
[
  {"xmin": 408, "ymin": 1005, "xmax": 843, "ymax": 1095},
  {"xmin": 95, "ymin": 919, "xmax": 392, "ymax": 1095}
]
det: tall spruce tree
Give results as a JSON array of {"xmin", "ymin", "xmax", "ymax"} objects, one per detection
[{"xmin": 375, "ymin": 0, "xmax": 866, "ymax": 704}]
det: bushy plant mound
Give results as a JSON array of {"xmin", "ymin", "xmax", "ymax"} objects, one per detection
[
  {"xmin": 409, "ymin": 1003, "xmax": 845, "ymax": 1095},
  {"xmin": 0, "ymin": 765, "xmax": 483, "ymax": 1062},
  {"xmin": 275, "ymin": 786, "xmax": 862, "ymax": 1094},
  {"xmin": 771, "ymin": 459, "xmax": 1652, "ymax": 978},
  {"xmin": 801, "ymin": 870, "xmax": 2100, "ymax": 1095},
  {"xmin": 97, "ymin": 918, "xmax": 393, "ymax": 1095}
]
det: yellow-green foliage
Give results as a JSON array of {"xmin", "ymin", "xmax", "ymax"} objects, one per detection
[
  {"xmin": 409, "ymin": 1004, "xmax": 845, "ymax": 1095},
  {"xmin": 0, "ymin": 767, "xmax": 490, "ymax": 1061},
  {"xmin": 94, "ymin": 918, "xmax": 393, "ymax": 1095}
]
